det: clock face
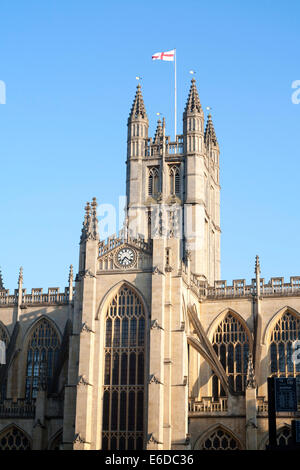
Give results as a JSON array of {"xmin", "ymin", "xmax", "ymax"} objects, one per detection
[{"xmin": 116, "ymin": 247, "xmax": 136, "ymax": 268}]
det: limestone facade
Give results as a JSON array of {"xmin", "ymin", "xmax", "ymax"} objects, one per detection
[{"xmin": 0, "ymin": 80, "xmax": 299, "ymax": 450}]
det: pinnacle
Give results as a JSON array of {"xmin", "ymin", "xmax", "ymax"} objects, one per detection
[
  {"xmin": 184, "ymin": 78, "xmax": 202, "ymax": 114},
  {"xmin": 128, "ymin": 84, "xmax": 147, "ymax": 121},
  {"xmin": 0, "ymin": 268, "xmax": 4, "ymax": 291},
  {"xmin": 154, "ymin": 119, "xmax": 163, "ymax": 143},
  {"xmin": 204, "ymin": 113, "xmax": 218, "ymax": 147}
]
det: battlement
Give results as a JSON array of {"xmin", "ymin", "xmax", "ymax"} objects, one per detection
[
  {"xmin": 98, "ymin": 229, "xmax": 152, "ymax": 258},
  {"xmin": 145, "ymin": 135, "xmax": 184, "ymax": 158},
  {"xmin": 0, "ymin": 286, "xmax": 72, "ymax": 306}
]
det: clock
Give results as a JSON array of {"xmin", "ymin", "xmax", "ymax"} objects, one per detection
[{"xmin": 115, "ymin": 247, "xmax": 136, "ymax": 268}]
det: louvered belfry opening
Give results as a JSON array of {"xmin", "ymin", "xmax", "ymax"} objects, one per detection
[{"xmin": 102, "ymin": 285, "xmax": 145, "ymax": 450}]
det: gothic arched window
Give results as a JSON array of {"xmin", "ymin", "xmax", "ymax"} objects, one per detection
[
  {"xmin": 169, "ymin": 165, "xmax": 180, "ymax": 196},
  {"xmin": 199, "ymin": 427, "xmax": 241, "ymax": 450},
  {"xmin": 148, "ymin": 167, "xmax": 159, "ymax": 197},
  {"xmin": 25, "ymin": 318, "xmax": 60, "ymax": 400},
  {"xmin": 0, "ymin": 324, "xmax": 9, "ymax": 400},
  {"xmin": 211, "ymin": 313, "xmax": 250, "ymax": 398},
  {"xmin": 265, "ymin": 426, "xmax": 292, "ymax": 449},
  {"xmin": 102, "ymin": 285, "xmax": 146, "ymax": 450},
  {"xmin": 0, "ymin": 426, "xmax": 31, "ymax": 450},
  {"xmin": 269, "ymin": 311, "xmax": 300, "ymax": 377}
]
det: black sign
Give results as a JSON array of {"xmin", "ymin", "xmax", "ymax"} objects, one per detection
[{"xmin": 275, "ymin": 377, "xmax": 298, "ymax": 412}]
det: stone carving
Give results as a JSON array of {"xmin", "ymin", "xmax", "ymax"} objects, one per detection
[
  {"xmin": 81, "ymin": 322, "xmax": 94, "ymax": 334},
  {"xmin": 246, "ymin": 353, "xmax": 256, "ymax": 389},
  {"xmin": 152, "ymin": 266, "xmax": 164, "ymax": 276},
  {"xmin": 81, "ymin": 269, "xmax": 96, "ymax": 279},
  {"xmin": 149, "ymin": 374, "xmax": 163, "ymax": 385},
  {"xmin": 73, "ymin": 433, "xmax": 86, "ymax": 444},
  {"xmin": 147, "ymin": 433, "xmax": 163, "ymax": 445},
  {"xmin": 77, "ymin": 375, "xmax": 92, "ymax": 387},
  {"xmin": 151, "ymin": 319, "xmax": 164, "ymax": 331}
]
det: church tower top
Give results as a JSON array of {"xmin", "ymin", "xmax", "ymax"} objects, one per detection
[
  {"xmin": 128, "ymin": 84, "xmax": 148, "ymax": 122},
  {"xmin": 204, "ymin": 114, "xmax": 218, "ymax": 148},
  {"xmin": 183, "ymin": 78, "xmax": 203, "ymax": 116}
]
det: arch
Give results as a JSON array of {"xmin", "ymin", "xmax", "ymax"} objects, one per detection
[
  {"xmin": 48, "ymin": 429, "xmax": 63, "ymax": 450},
  {"xmin": 22, "ymin": 316, "xmax": 61, "ymax": 400},
  {"xmin": 169, "ymin": 165, "xmax": 180, "ymax": 195},
  {"xmin": 264, "ymin": 306, "xmax": 300, "ymax": 377},
  {"xmin": 101, "ymin": 283, "xmax": 147, "ymax": 450},
  {"xmin": 207, "ymin": 308, "xmax": 253, "ymax": 349},
  {"xmin": 0, "ymin": 321, "xmax": 9, "ymax": 344},
  {"xmin": 208, "ymin": 308, "xmax": 252, "ymax": 397},
  {"xmin": 262, "ymin": 306, "xmax": 300, "ymax": 345},
  {"xmin": 259, "ymin": 425, "xmax": 292, "ymax": 450},
  {"xmin": 96, "ymin": 280, "xmax": 149, "ymax": 322},
  {"xmin": 193, "ymin": 424, "xmax": 244, "ymax": 450},
  {"xmin": 148, "ymin": 167, "xmax": 159, "ymax": 196},
  {"xmin": 0, "ymin": 424, "xmax": 32, "ymax": 450}
]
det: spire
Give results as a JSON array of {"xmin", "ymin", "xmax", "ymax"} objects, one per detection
[
  {"xmin": 91, "ymin": 197, "xmax": 99, "ymax": 240},
  {"xmin": 0, "ymin": 268, "xmax": 4, "ymax": 291},
  {"xmin": 154, "ymin": 119, "xmax": 163, "ymax": 143},
  {"xmin": 80, "ymin": 202, "xmax": 91, "ymax": 243},
  {"xmin": 246, "ymin": 353, "xmax": 257, "ymax": 389},
  {"xmin": 18, "ymin": 267, "xmax": 23, "ymax": 289},
  {"xmin": 255, "ymin": 255, "xmax": 260, "ymax": 276},
  {"xmin": 68, "ymin": 265, "xmax": 74, "ymax": 302},
  {"xmin": 128, "ymin": 84, "xmax": 147, "ymax": 122},
  {"xmin": 80, "ymin": 198, "xmax": 99, "ymax": 243},
  {"xmin": 184, "ymin": 78, "xmax": 202, "ymax": 115},
  {"xmin": 204, "ymin": 114, "xmax": 218, "ymax": 147}
]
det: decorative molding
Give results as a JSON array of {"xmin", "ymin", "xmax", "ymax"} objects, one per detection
[
  {"xmin": 151, "ymin": 319, "xmax": 164, "ymax": 331},
  {"xmin": 149, "ymin": 374, "xmax": 163, "ymax": 385}
]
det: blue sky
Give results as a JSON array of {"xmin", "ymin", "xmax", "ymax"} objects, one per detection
[{"xmin": 0, "ymin": 0, "xmax": 299, "ymax": 291}]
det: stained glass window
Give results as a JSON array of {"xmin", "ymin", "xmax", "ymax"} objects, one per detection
[
  {"xmin": 269, "ymin": 312, "xmax": 300, "ymax": 377},
  {"xmin": 25, "ymin": 318, "xmax": 60, "ymax": 400},
  {"xmin": 211, "ymin": 313, "xmax": 250, "ymax": 397},
  {"xmin": 102, "ymin": 285, "xmax": 145, "ymax": 450}
]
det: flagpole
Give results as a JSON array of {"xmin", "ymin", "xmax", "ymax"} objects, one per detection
[{"xmin": 174, "ymin": 48, "xmax": 177, "ymax": 141}]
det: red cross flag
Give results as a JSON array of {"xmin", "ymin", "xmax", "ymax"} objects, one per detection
[{"xmin": 152, "ymin": 49, "xmax": 175, "ymax": 61}]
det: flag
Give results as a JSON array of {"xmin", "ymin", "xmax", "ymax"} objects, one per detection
[{"xmin": 152, "ymin": 50, "xmax": 175, "ymax": 61}]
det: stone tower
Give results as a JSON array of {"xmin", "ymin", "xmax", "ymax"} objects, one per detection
[{"xmin": 126, "ymin": 79, "xmax": 220, "ymax": 285}]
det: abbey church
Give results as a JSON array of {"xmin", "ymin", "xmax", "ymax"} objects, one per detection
[{"xmin": 0, "ymin": 79, "xmax": 299, "ymax": 450}]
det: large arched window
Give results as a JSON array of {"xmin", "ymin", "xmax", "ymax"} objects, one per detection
[
  {"xmin": 25, "ymin": 318, "xmax": 60, "ymax": 400},
  {"xmin": 270, "ymin": 311, "xmax": 300, "ymax": 377},
  {"xmin": 0, "ymin": 426, "xmax": 31, "ymax": 450},
  {"xmin": 169, "ymin": 165, "xmax": 180, "ymax": 196},
  {"xmin": 148, "ymin": 167, "xmax": 159, "ymax": 197},
  {"xmin": 211, "ymin": 313, "xmax": 250, "ymax": 398},
  {"xmin": 0, "ymin": 324, "xmax": 9, "ymax": 400},
  {"xmin": 197, "ymin": 427, "xmax": 242, "ymax": 450},
  {"xmin": 102, "ymin": 285, "xmax": 146, "ymax": 450}
]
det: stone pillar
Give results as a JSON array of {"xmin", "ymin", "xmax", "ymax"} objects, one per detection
[
  {"xmin": 32, "ymin": 389, "xmax": 46, "ymax": 450},
  {"xmin": 245, "ymin": 353, "xmax": 257, "ymax": 450},
  {"xmin": 147, "ymin": 239, "xmax": 166, "ymax": 450}
]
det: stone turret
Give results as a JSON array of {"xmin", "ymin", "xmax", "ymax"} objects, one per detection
[
  {"xmin": 0, "ymin": 268, "xmax": 4, "ymax": 291},
  {"xmin": 126, "ymin": 84, "xmax": 149, "ymax": 238}
]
